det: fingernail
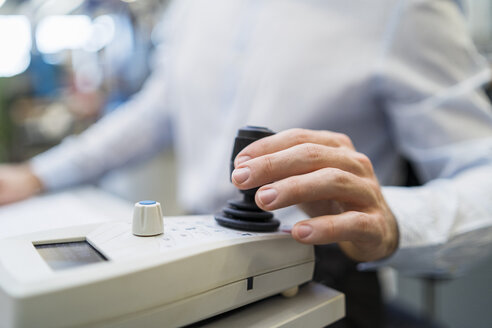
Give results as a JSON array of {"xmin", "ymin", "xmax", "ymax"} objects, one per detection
[
  {"xmin": 296, "ymin": 225, "xmax": 312, "ymax": 239},
  {"xmin": 232, "ymin": 167, "xmax": 250, "ymax": 184},
  {"xmin": 258, "ymin": 188, "xmax": 278, "ymax": 205},
  {"xmin": 235, "ymin": 155, "xmax": 251, "ymax": 166}
]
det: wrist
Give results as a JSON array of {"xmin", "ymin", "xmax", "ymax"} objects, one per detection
[{"xmin": 21, "ymin": 163, "xmax": 44, "ymax": 194}]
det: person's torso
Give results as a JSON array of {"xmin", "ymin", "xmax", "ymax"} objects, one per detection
[{"xmin": 161, "ymin": 0, "xmax": 403, "ymax": 212}]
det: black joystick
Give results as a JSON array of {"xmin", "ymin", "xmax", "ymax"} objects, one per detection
[{"xmin": 215, "ymin": 126, "xmax": 281, "ymax": 232}]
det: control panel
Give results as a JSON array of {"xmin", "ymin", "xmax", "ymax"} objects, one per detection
[{"xmin": 0, "ymin": 212, "xmax": 314, "ymax": 328}]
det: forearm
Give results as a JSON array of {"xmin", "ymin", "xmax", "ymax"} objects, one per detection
[{"xmin": 30, "ymin": 72, "xmax": 171, "ymax": 191}]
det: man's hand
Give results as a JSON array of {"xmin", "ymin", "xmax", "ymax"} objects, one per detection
[
  {"xmin": 231, "ymin": 128, "xmax": 399, "ymax": 262},
  {"xmin": 0, "ymin": 164, "xmax": 43, "ymax": 205}
]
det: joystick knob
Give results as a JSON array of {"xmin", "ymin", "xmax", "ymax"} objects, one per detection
[
  {"xmin": 132, "ymin": 200, "xmax": 164, "ymax": 236},
  {"xmin": 215, "ymin": 126, "xmax": 280, "ymax": 232}
]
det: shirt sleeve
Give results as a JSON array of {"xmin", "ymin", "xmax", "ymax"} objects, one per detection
[
  {"xmin": 368, "ymin": 0, "xmax": 492, "ymax": 275},
  {"xmin": 30, "ymin": 56, "xmax": 173, "ymax": 191}
]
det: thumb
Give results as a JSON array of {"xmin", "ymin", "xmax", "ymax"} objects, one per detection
[{"xmin": 291, "ymin": 211, "xmax": 376, "ymax": 245}]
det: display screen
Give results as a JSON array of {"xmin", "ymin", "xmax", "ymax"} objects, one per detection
[{"xmin": 35, "ymin": 241, "xmax": 108, "ymax": 271}]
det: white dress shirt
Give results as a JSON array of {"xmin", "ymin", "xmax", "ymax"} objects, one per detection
[{"xmin": 31, "ymin": 0, "xmax": 492, "ymax": 275}]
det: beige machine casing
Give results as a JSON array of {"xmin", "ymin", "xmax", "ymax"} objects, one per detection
[{"xmin": 0, "ymin": 216, "xmax": 314, "ymax": 328}]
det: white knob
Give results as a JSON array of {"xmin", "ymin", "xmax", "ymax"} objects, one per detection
[{"xmin": 132, "ymin": 201, "xmax": 164, "ymax": 236}]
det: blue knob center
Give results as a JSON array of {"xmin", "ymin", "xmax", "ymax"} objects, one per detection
[{"xmin": 139, "ymin": 200, "xmax": 156, "ymax": 205}]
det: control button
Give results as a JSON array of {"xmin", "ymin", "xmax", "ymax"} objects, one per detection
[{"xmin": 132, "ymin": 201, "xmax": 164, "ymax": 236}]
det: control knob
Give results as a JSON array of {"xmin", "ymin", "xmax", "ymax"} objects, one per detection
[{"xmin": 132, "ymin": 200, "xmax": 164, "ymax": 236}]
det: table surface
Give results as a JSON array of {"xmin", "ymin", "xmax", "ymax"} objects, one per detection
[{"xmin": 193, "ymin": 282, "xmax": 345, "ymax": 328}]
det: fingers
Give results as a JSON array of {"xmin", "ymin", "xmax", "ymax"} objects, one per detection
[
  {"xmin": 291, "ymin": 211, "xmax": 381, "ymax": 246},
  {"xmin": 232, "ymin": 142, "xmax": 373, "ymax": 190},
  {"xmin": 230, "ymin": 128, "xmax": 397, "ymax": 261},
  {"xmin": 234, "ymin": 128, "xmax": 355, "ymax": 167},
  {"xmin": 254, "ymin": 168, "xmax": 376, "ymax": 211}
]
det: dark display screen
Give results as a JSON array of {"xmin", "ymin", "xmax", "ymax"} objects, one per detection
[{"xmin": 35, "ymin": 241, "xmax": 108, "ymax": 271}]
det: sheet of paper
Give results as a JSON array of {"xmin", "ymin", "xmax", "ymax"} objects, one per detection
[{"xmin": 0, "ymin": 186, "xmax": 133, "ymax": 240}]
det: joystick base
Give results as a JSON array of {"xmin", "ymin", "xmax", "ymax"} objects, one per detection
[{"xmin": 214, "ymin": 213, "xmax": 280, "ymax": 232}]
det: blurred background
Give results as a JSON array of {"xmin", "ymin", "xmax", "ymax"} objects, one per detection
[
  {"xmin": 0, "ymin": 0, "xmax": 169, "ymax": 163},
  {"xmin": 0, "ymin": 0, "xmax": 491, "ymax": 327}
]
